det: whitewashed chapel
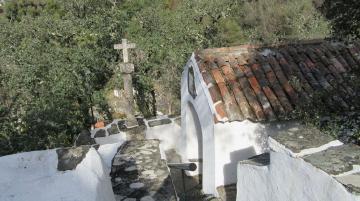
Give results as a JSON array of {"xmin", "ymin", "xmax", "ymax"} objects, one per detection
[{"xmin": 178, "ymin": 40, "xmax": 360, "ymax": 200}]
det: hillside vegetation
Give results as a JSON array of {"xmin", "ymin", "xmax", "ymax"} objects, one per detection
[{"xmin": 0, "ymin": 0, "xmax": 358, "ymax": 155}]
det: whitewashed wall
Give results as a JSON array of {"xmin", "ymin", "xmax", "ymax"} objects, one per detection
[
  {"xmin": 213, "ymin": 120, "xmax": 268, "ymax": 187},
  {"xmin": 236, "ymin": 151, "xmax": 360, "ymax": 201},
  {"xmin": 0, "ymin": 148, "xmax": 116, "ymax": 201},
  {"xmin": 180, "ymin": 53, "xmax": 216, "ymax": 195},
  {"xmin": 145, "ymin": 119, "xmax": 181, "ymax": 159}
]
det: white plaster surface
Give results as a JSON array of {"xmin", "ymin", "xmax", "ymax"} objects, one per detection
[
  {"xmin": 97, "ymin": 141, "xmax": 126, "ymax": 170},
  {"xmin": 180, "ymin": 54, "xmax": 216, "ymax": 195},
  {"xmin": 213, "ymin": 120, "xmax": 268, "ymax": 187},
  {"xmin": 145, "ymin": 120, "xmax": 181, "ymax": 153},
  {"xmin": 236, "ymin": 152, "xmax": 360, "ymax": 201},
  {"xmin": 0, "ymin": 148, "xmax": 116, "ymax": 201}
]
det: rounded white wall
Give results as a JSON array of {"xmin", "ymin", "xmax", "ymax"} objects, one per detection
[
  {"xmin": 185, "ymin": 102, "xmax": 203, "ymax": 175},
  {"xmin": 180, "ymin": 54, "xmax": 217, "ymax": 195}
]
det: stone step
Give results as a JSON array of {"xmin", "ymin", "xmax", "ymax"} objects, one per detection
[
  {"xmin": 217, "ymin": 184, "xmax": 237, "ymax": 201},
  {"xmin": 111, "ymin": 140, "xmax": 177, "ymax": 201}
]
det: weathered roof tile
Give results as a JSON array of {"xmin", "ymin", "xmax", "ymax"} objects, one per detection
[{"xmin": 195, "ymin": 40, "xmax": 359, "ymax": 122}]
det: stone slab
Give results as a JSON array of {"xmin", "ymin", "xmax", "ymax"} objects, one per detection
[
  {"xmin": 75, "ymin": 130, "xmax": 96, "ymax": 146},
  {"xmin": 117, "ymin": 63, "xmax": 135, "ymax": 74},
  {"xmin": 239, "ymin": 152, "xmax": 270, "ymax": 166},
  {"xmin": 336, "ymin": 173, "xmax": 360, "ymax": 195},
  {"xmin": 148, "ymin": 118, "xmax": 172, "ymax": 127},
  {"xmin": 56, "ymin": 146, "xmax": 90, "ymax": 171},
  {"xmin": 270, "ymin": 124, "xmax": 335, "ymax": 153},
  {"xmin": 303, "ymin": 144, "xmax": 360, "ymax": 175},
  {"xmin": 108, "ymin": 123, "xmax": 121, "ymax": 135},
  {"xmin": 94, "ymin": 129, "xmax": 106, "ymax": 138},
  {"xmin": 111, "ymin": 140, "xmax": 177, "ymax": 201}
]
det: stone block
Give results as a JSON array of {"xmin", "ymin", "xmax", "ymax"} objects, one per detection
[
  {"xmin": 56, "ymin": 146, "xmax": 90, "ymax": 171},
  {"xmin": 117, "ymin": 63, "xmax": 134, "ymax": 74},
  {"xmin": 107, "ymin": 123, "xmax": 120, "ymax": 135},
  {"xmin": 94, "ymin": 129, "xmax": 106, "ymax": 138},
  {"xmin": 136, "ymin": 117, "xmax": 146, "ymax": 126},
  {"xmin": 75, "ymin": 129, "xmax": 96, "ymax": 146},
  {"xmin": 148, "ymin": 118, "xmax": 172, "ymax": 127},
  {"xmin": 118, "ymin": 120, "xmax": 127, "ymax": 130}
]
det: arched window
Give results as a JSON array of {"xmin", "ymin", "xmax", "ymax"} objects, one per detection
[{"xmin": 188, "ymin": 66, "xmax": 197, "ymax": 99}]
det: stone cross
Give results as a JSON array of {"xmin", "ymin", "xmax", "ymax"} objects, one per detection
[
  {"xmin": 114, "ymin": 39, "xmax": 136, "ymax": 63},
  {"xmin": 113, "ymin": 39, "xmax": 138, "ymax": 127}
]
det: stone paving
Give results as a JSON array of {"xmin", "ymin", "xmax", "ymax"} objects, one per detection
[{"xmin": 111, "ymin": 140, "xmax": 177, "ymax": 201}]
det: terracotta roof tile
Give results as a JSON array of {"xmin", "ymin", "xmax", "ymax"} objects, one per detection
[
  {"xmin": 211, "ymin": 69, "xmax": 225, "ymax": 84},
  {"xmin": 195, "ymin": 40, "xmax": 359, "ymax": 122}
]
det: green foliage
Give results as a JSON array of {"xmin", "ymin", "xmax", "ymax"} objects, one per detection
[
  {"xmin": 0, "ymin": 0, "xmax": 335, "ymax": 155},
  {"xmin": 321, "ymin": 0, "xmax": 360, "ymax": 39},
  {"xmin": 125, "ymin": 0, "xmax": 236, "ymax": 114},
  {"xmin": 217, "ymin": 0, "xmax": 330, "ymax": 45},
  {"xmin": 0, "ymin": 0, "xmax": 121, "ymax": 155}
]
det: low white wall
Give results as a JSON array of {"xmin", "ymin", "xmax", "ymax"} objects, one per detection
[
  {"xmin": 236, "ymin": 152, "xmax": 360, "ymax": 201},
  {"xmin": 145, "ymin": 120, "xmax": 181, "ymax": 152},
  {"xmin": 0, "ymin": 148, "xmax": 116, "ymax": 201},
  {"xmin": 213, "ymin": 120, "xmax": 268, "ymax": 187}
]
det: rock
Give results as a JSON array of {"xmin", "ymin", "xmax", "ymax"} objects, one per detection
[
  {"xmin": 118, "ymin": 120, "xmax": 127, "ymax": 130},
  {"xmin": 107, "ymin": 123, "xmax": 120, "ymax": 135},
  {"xmin": 94, "ymin": 129, "xmax": 106, "ymax": 138},
  {"xmin": 56, "ymin": 146, "xmax": 90, "ymax": 171},
  {"xmin": 140, "ymin": 196, "xmax": 155, "ymax": 201},
  {"xmin": 123, "ymin": 198, "xmax": 136, "ymax": 201},
  {"xmin": 125, "ymin": 166, "xmax": 137, "ymax": 172},
  {"xmin": 74, "ymin": 129, "xmax": 95, "ymax": 146},
  {"xmin": 129, "ymin": 182, "xmax": 145, "ymax": 189},
  {"xmin": 147, "ymin": 118, "xmax": 172, "ymax": 127},
  {"xmin": 136, "ymin": 117, "xmax": 146, "ymax": 126}
]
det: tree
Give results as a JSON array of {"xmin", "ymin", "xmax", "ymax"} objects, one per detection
[
  {"xmin": 0, "ymin": 0, "xmax": 122, "ymax": 155},
  {"xmin": 321, "ymin": 0, "xmax": 360, "ymax": 39},
  {"xmin": 216, "ymin": 0, "xmax": 330, "ymax": 45}
]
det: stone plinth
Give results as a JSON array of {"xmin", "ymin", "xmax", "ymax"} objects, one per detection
[{"xmin": 117, "ymin": 63, "xmax": 134, "ymax": 74}]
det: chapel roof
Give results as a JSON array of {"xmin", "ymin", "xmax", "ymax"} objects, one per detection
[{"xmin": 195, "ymin": 39, "xmax": 360, "ymax": 122}]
